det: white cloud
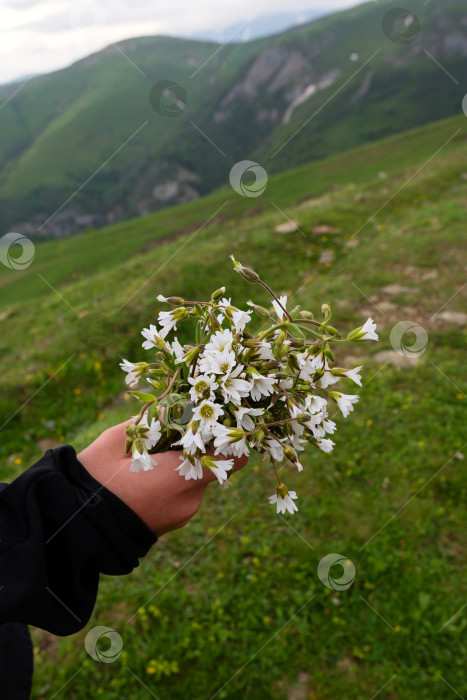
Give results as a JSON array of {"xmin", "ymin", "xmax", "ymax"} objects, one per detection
[{"xmin": 0, "ymin": 0, "xmax": 361, "ymax": 84}]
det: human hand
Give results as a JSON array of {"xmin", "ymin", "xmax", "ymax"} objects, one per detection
[{"xmin": 77, "ymin": 421, "xmax": 247, "ymax": 537}]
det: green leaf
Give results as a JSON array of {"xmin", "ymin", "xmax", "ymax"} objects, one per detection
[
  {"xmin": 147, "ymin": 402, "xmax": 157, "ymax": 424},
  {"xmin": 288, "ymin": 323, "xmax": 306, "ymax": 340},
  {"xmin": 128, "ymin": 391, "xmax": 156, "ymax": 403}
]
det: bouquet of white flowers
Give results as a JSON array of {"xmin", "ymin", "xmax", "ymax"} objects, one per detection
[{"xmin": 121, "ymin": 256, "xmax": 378, "ymax": 515}]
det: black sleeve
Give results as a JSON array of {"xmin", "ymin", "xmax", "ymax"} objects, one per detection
[{"xmin": 0, "ymin": 445, "xmax": 157, "ymax": 636}]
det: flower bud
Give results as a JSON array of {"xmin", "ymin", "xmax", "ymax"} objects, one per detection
[
  {"xmin": 146, "ymin": 378, "xmax": 166, "ymax": 391},
  {"xmin": 230, "ymin": 255, "xmax": 260, "ymax": 284},
  {"xmin": 321, "ymin": 303, "xmax": 331, "ymax": 317},
  {"xmin": 284, "ymin": 446, "xmax": 298, "ymax": 463},
  {"xmin": 251, "ymin": 428, "xmax": 265, "ymax": 448},
  {"xmin": 173, "ymin": 307, "xmax": 188, "ymax": 321},
  {"xmin": 211, "ymin": 287, "xmax": 226, "ymax": 301},
  {"xmin": 125, "ymin": 424, "xmax": 138, "ymax": 438},
  {"xmin": 227, "ymin": 428, "xmax": 245, "ymax": 442},
  {"xmin": 290, "ymin": 305, "xmax": 302, "ymax": 318},
  {"xmin": 276, "ymin": 482, "xmax": 290, "ymax": 499},
  {"xmin": 276, "ymin": 331, "xmax": 286, "ymax": 348},
  {"xmin": 184, "ymin": 346, "xmax": 200, "ymax": 364},
  {"xmin": 247, "ymin": 301, "xmax": 269, "ymax": 319},
  {"xmin": 296, "ymin": 413, "xmax": 312, "ymax": 424},
  {"xmin": 167, "ymin": 296, "xmax": 184, "ymax": 305},
  {"xmin": 287, "ymin": 354, "xmax": 300, "ymax": 372},
  {"xmin": 134, "ymin": 438, "xmax": 146, "ymax": 454},
  {"xmin": 260, "ymin": 360, "xmax": 280, "ymax": 371},
  {"xmin": 209, "ymin": 313, "xmax": 222, "ymax": 330},
  {"xmin": 153, "ymin": 334, "xmax": 168, "ymax": 349}
]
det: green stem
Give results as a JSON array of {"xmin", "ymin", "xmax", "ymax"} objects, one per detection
[
  {"xmin": 157, "ymin": 367, "xmax": 181, "ymax": 403},
  {"xmin": 257, "ymin": 321, "xmax": 290, "ymax": 341},
  {"xmin": 258, "ymin": 280, "xmax": 293, "ymax": 322}
]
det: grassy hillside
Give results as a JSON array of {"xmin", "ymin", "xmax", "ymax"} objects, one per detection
[
  {"xmin": 0, "ymin": 0, "xmax": 466, "ymax": 236},
  {"xmin": 1, "ymin": 115, "xmax": 466, "ymax": 699}
]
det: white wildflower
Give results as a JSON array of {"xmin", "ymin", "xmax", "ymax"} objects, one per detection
[
  {"xmin": 130, "ymin": 445, "xmax": 156, "ymax": 472},
  {"xmin": 172, "ymin": 424, "xmax": 206, "ymax": 454},
  {"xmin": 249, "ymin": 369, "xmax": 277, "ymax": 402},
  {"xmin": 192, "ymin": 400, "xmax": 224, "ymax": 430},
  {"xmin": 219, "ymin": 365, "xmax": 252, "ymax": 404},
  {"xmin": 234, "ymin": 407, "xmax": 264, "ymax": 431},
  {"xmin": 120, "ymin": 359, "xmax": 144, "ymax": 388},
  {"xmin": 188, "ymin": 374, "xmax": 218, "ymax": 403},
  {"xmin": 201, "ymin": 455, "xmax": 234, "ymax": 485},
  {"xmin": 268, "ymin": 483, "xmax": 298, "ymax": 515},
  {"xmin": 200, "ymin": 348, "xmax": 236, "ymax": 375},
  {"xmin": 322, "ymin": 418, "xmax": 336, "ymax": 434},
  {"xmin": 212, "ymin": 424, "xmax": 249, "ymax": 458},
  {"xmin": 342, "ymin": 366, "xmax": 363, "ymax": 387},
  {"xmin": 171, "ymin": 337, "xmax": 185, "ymax": 361},
  {"xmin": 231, "ymin": 308, "xmax": 251, "ymax": 332},
  {"xmin": 120, "ymin": 360, "xmax": 141, "ymax": 387},
  {"xmin": 141, "ymin": 324, "xmax": 165, "ymax": 350},
  {"xmin": 316, "ymin": 438, "xmax": 335, "ymax": 453},
  {"xmin": 255, "ymin": 341, "xmax": 275, "ymax": 361},
  {"xmin": 266, "ymin": 438, "xmax": 284, "ymax": 461},
  {"xmin": 360, "ymin": 317, "xmax": 378, "ymax": 341},
  {"xmin": 272, "ymin": 295, "xmax": 288, "ymax": 321},
  {"xmin": 136, "ymin": 415, "xmax": 162, "ymax": 449},
  {"xmin": 320, "ymin": 372, "xmax": 340, "ymax": 389},
  {"xmin": 204, "ymin": 328, "xmax": 234, "ymax": 354},
  {"xmin": 176, "ymin": 455, "xmax": 203, "ymax": 480},
  {"xmin": 332, "ymin": 392, "xmax": 360, "ymax": 418},
  {"xmin": 305, "ymin": 394, "xmax": 328, "ymax": 414},
  {"xmin": 158, "ymin": 310, "xmax": 179, "ymax": 338}
]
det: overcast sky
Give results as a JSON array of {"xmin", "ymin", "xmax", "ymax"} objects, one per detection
[{"xmin": 0, "ymin": 0, "xmax": 361, "ymax": 85}]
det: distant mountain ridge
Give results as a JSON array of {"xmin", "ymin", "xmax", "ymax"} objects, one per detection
[
  {"xmin": 0, "ymin": 0, "xmax": 465, "ymax": 239},
  {"xmin": 188, "ymin": 9, "xmax": 329, "ymax": 42}
]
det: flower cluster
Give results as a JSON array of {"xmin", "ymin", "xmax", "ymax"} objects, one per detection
[{"xmin": 121, "ymin": 257, "xmax": 378, "ymax": 515}]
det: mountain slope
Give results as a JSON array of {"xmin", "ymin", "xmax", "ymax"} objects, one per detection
[
  {"xmin": 0, "ymin": 0, "xmax": 466, "ymax": 238},
  {"xmin": 1, "ymin": 113, "xmax": 465, "ymax": 700}
]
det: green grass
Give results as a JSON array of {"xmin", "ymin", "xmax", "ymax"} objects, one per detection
[{"xmin": 0, "ymin": 114, "xmax": 465, "ymax": 698}]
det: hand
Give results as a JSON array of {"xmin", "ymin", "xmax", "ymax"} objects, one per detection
[{"xmin": 77, "ymin": 421, "xmax": 247, "ymax": 537}]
